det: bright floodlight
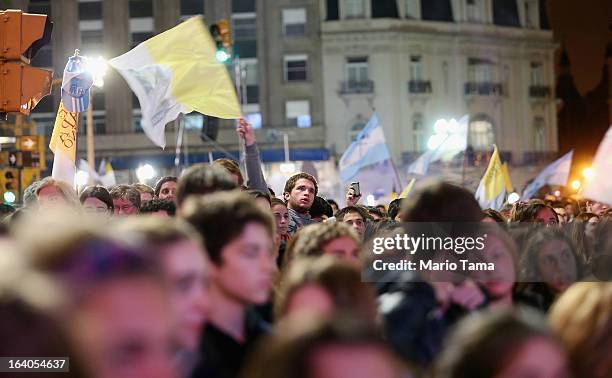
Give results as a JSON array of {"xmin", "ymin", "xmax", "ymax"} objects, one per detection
[
  {"xmin": 136, "ymin": 164, "xmax": 156, "ymax": 183},
  {"xmin": 571, "ymin": 180, "xmax": 581, "ymax": 191},
  {"xmin": 3, "ymin": 191, "xmax": 16, "ymax": 204},
  {"xmin": 76, "ymin": 170, "xmax": 89, "ymax": 187},
  {"xmin": 85, "ymin": 56, "xmax": 109, "ymax": 87},
  {"xmin": 582, "ymin": 167, "xmax": 594, "ymax": 181},
  {"xmin": 554, "ymin": 190, "xmax": 561, "ymax": 197},
  {"xmin": 216, "ymin": 50, "xmax": 230, "ymax": 63},
  {"xmin": 507, "ymin": 192, "xmax": 520, "ymax": 205}
]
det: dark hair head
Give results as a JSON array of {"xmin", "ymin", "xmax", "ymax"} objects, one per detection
[
  {"xmin": 283, "ymin": 173, "xmax": 318, "ymax": 196},
  {"xmin": 366, "ymin": 206, "xmax": 386, "ymax": 219},
  {"xmin": 309, "ymin": 196, "xmax": 333, "ymax": 219},
  {"xmin": 180, "ymin": 191, "xmax": 275, "ymax": 265},
  {"xmin": 510, "ymin": 199, "xmax": 558, "ymax": 223},
  {"xmin": 387, "ymin": 198, "xmax": 403, "ymax": 220},
  {"xmin": 483, "ymin": 209, "xmax": 506, "ymax": 223},
  {"xmin": 79, "ymin": 186, "xmax": 114, "ymax": 212},
  {"xmin": 139, "ymin": 198, "xmax": 176, "ymax": 216},
  {"xmin": 243, "ymin": 316, "xmax": 397, "ymax": 378},
  {"xmin": 247, "ymin": 189, "xmax": 272, "ymax": 206},
  {"xmin": 271, "ymin": 198, "xmax": 287, "ymax": 208},
  {"xmin": 401, "ymin": 181, "xmax": 483, "ymax": 222},
  {"xmin": 574, "ymin": 212, "xmax": 598, "ymax": 222},
  {"xmin": 326, "ymin": 199, "xmax": 339, "ymax": 211},
  {"xmin": 22, "ymin": 180, "xmax": 41, "ymax": 207},
  {"xmin": 435, "ymin": 309, "xmax": 559, "ymax": 378},
  {"xmin": 212, "ymin": 158, "xmax": 243, "ymax": 186},
  {"xmin": 175, "ymin": 163, "xmax": 237, "ymax": 207},
  {"xmin": 154, "ymin": 176, "xmax": 178, "ymax": 197},
  {"xmin": 336, "ymin": 205, "xmax": 370, "ymax": 222},
  {"xmin": 109, "ymin": 184, "xmax": 141, "ymax": 209}
]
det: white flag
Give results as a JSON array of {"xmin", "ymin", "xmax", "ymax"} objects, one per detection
[
  {"xmin": 583, "ymin": 126, "xmax": 612, "ymax": 205},
  {"xmin": 521, "ymin": 150, "xmax": 573, "ymax": 200}
]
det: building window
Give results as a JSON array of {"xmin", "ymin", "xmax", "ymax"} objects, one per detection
[
  {"xmin": 523, "ymin": 0, "xmax": 539, "ymax": 28},
  {"xmin": 412, "ymin": 113, "xmax": 426, "ymax": 152},
  {"xmin": 129, "ymin": 0, "xmax": 153, "ymax": 18},
  {"xmin": 410, "ymin": 55, "xmax": 424, "ymax": 81},
  {"xmin": 530, "ymin": 62, "xmax": 543, "ymax": 86},
  {"xmin": 405, "ymin": 0, "xmax": 420, "ymax": 19},
  {"xmin": 534, "ymin": 117, "xmax": 545, "ymax": 151},
  {"xmin": 241, "ymin": 58, "xmax": 259, "ymax": 104},
  {"xmin": 243, "ymin": 104, "xmax": 262, "ymax": 129},
  {"xmin": 130, "ymin": 0, "xmax": 154, "ymax": 48},
  {"xmin": 468, "ymin": 115, "xmax": 495, "ymax": 150},
  {"xmin": 346, "ymin": 57, "xmax": 369, "ymax": 82},
  {"xmin": 286, "ymin": 100, "xmax": 311, "ymax": 128},
  {"xmin": 468, "ymin": 58, "xmax": 495, "ymax": 83},
  {"xmin": 284, "ymin": 55, "xmax": 308, "ymax": 82},
  {"xmin": 232, "ymin": 0, "xmax": 255, "ymax": 13},
  {"xmin": 282, "ymin": 8, "xmax": 306, "ymax": 36},
  {"xmin": 78, "ymin": 0, "xmax": 102, "ymax": 21},
  {"xmin": 345, "ymin": 0, "xmax": 365, "ymax": 19},
  {"xmin": 466, "ymin": 0, "xmax": 482, "ymax": 22},
  {"xmin": 180, "ymin": 0, "xmax": 204, "ymax": 18},
  {"xmin": 232, "ymin": 13, "xmax": 257, "ymax": 40}
]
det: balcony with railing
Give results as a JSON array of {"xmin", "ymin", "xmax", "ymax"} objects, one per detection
[
  {"xmin": 339, "ymin": 80, "xmax": 374, "ymax": 94},
  {"xmin": 529, "ymin": 85, "xmax": 551, "ymax": 98},
  {"xmin": 408, "ymin": 80, "xmax": 432, "ymax": 94},
  {"xmin": 464, "ymin": 82, "xmax": 504, "ymax": 96}
]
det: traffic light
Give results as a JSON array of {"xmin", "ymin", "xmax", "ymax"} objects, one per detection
[
  {"xmin": 210, "ymin": 19, "xmax": 232, "ymax": 63},
  {"xmin": 1, "ymin": 168, "xmax": 19, "ymax": 203},
  {"xmin": 0, "ymin": 9, "xmax": 54, "ymax": 115}
]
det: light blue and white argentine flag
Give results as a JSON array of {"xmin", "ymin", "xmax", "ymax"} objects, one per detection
[
  {"xmin": 339, "ymin": 113, "xmax": 391, "ymax": 182},
  {"xmin": 522, "ymin": 150, "xmax": 573, "ymax": 200}
]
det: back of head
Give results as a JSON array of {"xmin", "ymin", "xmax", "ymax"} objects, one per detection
[
  {"xmin": 180, "ymin": 191, "xmax": 274, "ymax": 265},
  {"xmin": 435, "ymin": 309, "xmax": 557, "ymax": 378},
  {"xmin": 289, "ymin": 222, "xmax": 360, "ymax": 261},
  {"xmin": 175, "ymin": 163, "xmax": 237, "ymax": 207},
  {"xmin": 132, "ymin": 183, "xmax": 155, "ymax": 196},
  {"xmin": 309, "ymin": 196, "xmax": 333, "ymax": 219},
  {"xmin": 549, "ymin": 282, "xmax": 612, "ymax": 378},
  {"xmin": 510, "ymin": 199, "xmax": 558, "ymax": 223},
  {"xmin": 275, "ymin": 256, "xmax": 377, "ymax": 323},
  {"xmin": 139, "ymin": 198, "xmax": 176, "ymax": 216},
  {"xmin": 400, "ymin": 181, "xmax": 482, "ymax": 222},
  {"xmin": 243, "ymin": 316, "xmax": 400, "ymax": 378},
  {"xmin": 212, "ymin": 158, "xmax": 244, "ymax": 186}
]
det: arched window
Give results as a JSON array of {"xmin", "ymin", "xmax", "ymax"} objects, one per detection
[
  {"xmin": 534, "ymin": 116, "xmax": 546, "ymax": 151},
  {"xmin": 468, "ymin": 114, "xmax": 495, "ymax": 151}
]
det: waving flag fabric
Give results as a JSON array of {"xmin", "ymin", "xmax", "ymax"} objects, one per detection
[
  {"xmin": 521, "ymin": 150, "xmax": 573, "ymax": 200},
  {"xmin": 475, "ymin": 145, "xmax": 506, "ymax": 210},
  {"xmin": 583, "ymin": 127, "xmax": 612, "ymax": 205}
]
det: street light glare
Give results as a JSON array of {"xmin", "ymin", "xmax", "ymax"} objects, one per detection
[
  {"xmin": 216, "ymin": 50, "xmax": 230, "ymax": 62},
  {"xmin": 582, "ymin": 167, "xmax": 594, "ymax": 181},
  {"xmin": 3, "ymin": 191, "xmax": 16, "ymax": 204},
  {"xmin": 571, "ymin": 180, "xmax": 581, "ymax": 191},
  {"xmin": 507, "ymin": 192, "xmax": 520, "ymax": 204},
  {"xmin": 85, "ymin": 56, "xmax": 109, "ymax": 87},
  {"xmin": 136, "ymin": 164, "xmax": 156, "ymax": 182}
]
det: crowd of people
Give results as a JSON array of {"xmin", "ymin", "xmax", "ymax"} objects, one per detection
[{"xmin": 1, "ymin": 120, "xmax": 611, "ymax": 378}]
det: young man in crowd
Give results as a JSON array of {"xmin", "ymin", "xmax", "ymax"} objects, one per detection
[
  {"xmin": 283, "ymin": 172, "xmax": 318, "ymax": 235},
  {"xmin": 336, "ymin": 205, "xmax": 370, "ymax": 238},
  {"xmin": 155, "ymin": 176, "xmax": 178, "ymax": 202},
  {"xmin": 180, "ymin": 191, "xmax": 275, "ymax": 378},
  {"xmin": 109, "ymin": 184, "xmax": 141, "ymax": 217}
]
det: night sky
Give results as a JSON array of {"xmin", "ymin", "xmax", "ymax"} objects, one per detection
[{"xmin": 548, "ymin": 0, "xmax": 611, "ymax": 95}]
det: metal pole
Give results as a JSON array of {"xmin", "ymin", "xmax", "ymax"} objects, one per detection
[
  {"xmin": 174, "ymin": 115, "xmax": 185, "ymax": 176},
  {"xmin": 86, "ymin": 88, "xmax": 95, "ymax": 185}
]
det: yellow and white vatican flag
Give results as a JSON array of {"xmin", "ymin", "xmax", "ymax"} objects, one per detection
[
  {"xmin": 49, "ymin": 101, "xmax": 79, "ymax": 187},
  {"xmin": 108, "ymin": 16, "xmax": 242, "ymax": 148},
  {"xmin": 475, "ymin": 145, "xmax": 506, "ymax": 210},
  {"xmin": 399, "ymin": 178, "xmax": 416, "ymax": 198}
]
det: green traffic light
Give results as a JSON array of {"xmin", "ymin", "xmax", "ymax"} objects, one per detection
[{"xmin": 3, "ymin": 191, "xmax": 16, "ymax": 204}]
